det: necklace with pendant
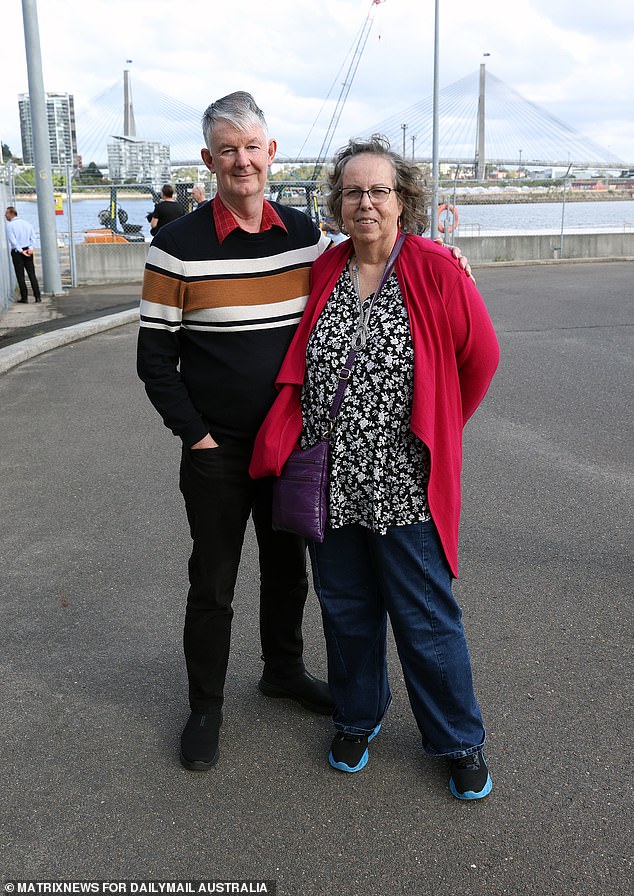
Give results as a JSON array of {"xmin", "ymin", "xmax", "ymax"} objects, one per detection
[{"xmin": 350, "ymin": 257, "xmax": 376, "ymax": 349}]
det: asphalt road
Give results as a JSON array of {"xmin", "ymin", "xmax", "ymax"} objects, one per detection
[{"xmin": 0, "ymin": 261, "xmax": 632, "ymax": 895}]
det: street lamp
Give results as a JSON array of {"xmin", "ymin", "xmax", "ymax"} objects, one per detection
[
  {"xmin": 401, "ymin": 123, "xmax": 407, "ymax": 158},
  {"xmin": 430, "ymin": 0, "xmax": 440, "ymax": 238},
  {"xmin": 518, "ymin": 148, "xmax": 523, "ymax": 176}
]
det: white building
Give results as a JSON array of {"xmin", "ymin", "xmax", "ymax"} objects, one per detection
[
  {"xmin": 107, "ymin": 136, "xmax": 170, "ymax": 183},
  {"xmin": 18, "ymin": 92, "xmax": 79, "ymax": 167}
]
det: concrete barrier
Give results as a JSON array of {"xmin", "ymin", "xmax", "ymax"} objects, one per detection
[
  {"xmin": 454, "ymin": 231, "xmax": 634, "ymax": 264},
  {"xmin": 76, "ymin": 242, "xmax": 149, "ymax": 285},
  {"xmin": 69, "ymin": 232, "xmax": 634, "ymax": 287}
]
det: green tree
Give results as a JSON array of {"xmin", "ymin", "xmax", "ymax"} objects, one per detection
[
  {"xmin": 15, "ymin": 167, "xmax": 36, "ymax": 188},
  {"xmin": 269, "ymin": 164, "xmax": 320, "ymax": 183},
  {"xmin": 77, "ymin": 162, "xmax": 105, "ymax": 184}
]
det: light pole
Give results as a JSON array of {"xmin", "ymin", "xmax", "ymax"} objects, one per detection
[
  {"xmin": 518, "ymin": 148, "xmax": 523, "ymax": 176},
  {"xmin": 430, "ymin": 0, "xmax": 440, "ymax": 238},
  {"xmin": 21, "ymin": 0, "xmax": 63, "ymax": 295},
  {"xmin": 401, "ymin": 124, "xmax": 407, "ymax": 158}
]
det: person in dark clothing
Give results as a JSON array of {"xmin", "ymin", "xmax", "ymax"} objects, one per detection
[
  {"xmin": 149, "ymin": 184, "xmax": 186, "ymax": 236},
  {"xmin": 136, "ymin": 92, "xmax": 333, "ymax": 772}
]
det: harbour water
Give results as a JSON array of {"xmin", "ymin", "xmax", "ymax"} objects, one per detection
[
  {"xmin": 11, "ymin": 196, "xmax": 634, "ymax": 243},
  {"xmin": 450, "ymin": 199, "xmax": 634, "ymax": 236}
]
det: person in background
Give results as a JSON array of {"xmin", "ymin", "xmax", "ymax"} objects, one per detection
[
  {"xmin": 321, "ymin": 217, "xmax": 348, "ymax": 244},
  {"xmin": 149, "ymin": 184, "xmax": 186, "ymax": 236},
  {"xmin": 136, "ymin": 91, "xmax": 333, "ymax": 772},
  {"xmin": 190, "ymin": 183, "xmax": 207, "ymax": 208},
  {"xmin": 250, "ymin": 135, "xmax": 500, "ymax": 801},
  {"xmin": 4, "ymin": 206, "xmax": 42, "ymax": 303}
]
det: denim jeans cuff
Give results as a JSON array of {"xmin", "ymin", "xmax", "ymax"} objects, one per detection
[
  {"xmin": 427, "ymin": 738, "xmax": 486, "ymax": 760},
  {"xmin": 334, "ymin": 696, "xmax": 392, "ymax": 737},
  {"xmin": 335, "ymin": 724, "xmax": 378, "ymax": 737}
]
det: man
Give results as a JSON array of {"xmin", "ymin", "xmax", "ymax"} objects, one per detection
[
  {"xmin": 137, "ymin": 92, "xmax": 332, "ymax": 772},
  {"xmin": 190, "ymin": 182, "xmax": 207, "ymax": 208},
  {"xmin": 5, "ymin": 206, "xmax": 42, "ymax": 303},
  {"xmin": 149, "ymin": 184, "xmax": 186, "ymax": 236}
]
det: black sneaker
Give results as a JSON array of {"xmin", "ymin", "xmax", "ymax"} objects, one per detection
[
  {"xmin": 180, "ymin": 711, "xmax": 222, "ymax": 771},
  {"xmin": 328, "ymin": 723, "xmax": 381, "ymax": 773},
  {"xmin": 448, "ymin": 750, "xmax": 492, "ymax": 800}
]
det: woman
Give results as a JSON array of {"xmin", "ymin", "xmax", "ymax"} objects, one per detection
[{"xmin": 250, "ymin": 136, "xmax": 499, "ymax": 800}]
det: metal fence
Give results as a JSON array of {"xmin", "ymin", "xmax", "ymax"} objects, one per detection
[
  {"xmin": 0, "ymin": 182, "xmax": 14, "ymax": 311},
  {"xmin": 2, "ymin": 162, "xmax": 633, "ymax": 291},
  {"xmin": 0, "ymin": 172, "xmax": 329, "ymax": 289}
]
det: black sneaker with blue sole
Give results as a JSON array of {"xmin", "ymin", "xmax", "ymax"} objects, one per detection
[
  {"xmin": 449, "ymin": 749, "xmax": 493, "ymax": 800},
  {"xmin": 328, "ymin": 723, "xmax": 382, "ymax": 773}
]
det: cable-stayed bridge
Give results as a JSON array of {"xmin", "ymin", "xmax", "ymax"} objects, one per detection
[
  {"xmin": 359, "ymin": 70, "xmax": 625, "ymax": 169},
  {"xmin": 75, "ymin": 69, "xmax": 626, "ymax": 171}
]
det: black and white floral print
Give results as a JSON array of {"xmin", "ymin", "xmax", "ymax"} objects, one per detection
[{"xmin": 301, "ymin": 266, "xmax": 431, "ymax": 534}]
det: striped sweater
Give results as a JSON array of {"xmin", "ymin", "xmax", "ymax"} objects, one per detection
[{"xmin": 137, "ymin": 201, "xmax": 329, "ymax": 446}]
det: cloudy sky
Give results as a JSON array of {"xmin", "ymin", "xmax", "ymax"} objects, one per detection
[{"xmin": 3, "ymin": 0, "xmax": 634, "ymax": 164}]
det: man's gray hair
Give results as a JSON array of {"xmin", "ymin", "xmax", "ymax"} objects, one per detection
[{"xmin": 202, "ymin": 91, "xmax": 268, "ymax": 149}]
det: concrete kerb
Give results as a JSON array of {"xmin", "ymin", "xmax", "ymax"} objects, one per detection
[{"xmin": 0, "ymin": 309, "xmax": 138, "ymax": 375}]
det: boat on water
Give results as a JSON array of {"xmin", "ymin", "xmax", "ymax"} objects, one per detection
[{"xmin": 85, "ymin": 186, "xmax": 147, "ymax": 243}]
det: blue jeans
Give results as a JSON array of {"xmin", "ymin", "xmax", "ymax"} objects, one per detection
[{"xmin": 309, "ymin": 519, "xmax": 486, "ymax": 758}]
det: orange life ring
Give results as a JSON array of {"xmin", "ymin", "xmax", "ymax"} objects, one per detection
[{"xmin": 438, "ymin": 203, "xmax": 459, "ymax": 234}]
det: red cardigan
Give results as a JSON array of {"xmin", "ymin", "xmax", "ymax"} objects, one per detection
[{"xmin": 249, "ymin": 234, "xmax": 500, "ymax": 576}]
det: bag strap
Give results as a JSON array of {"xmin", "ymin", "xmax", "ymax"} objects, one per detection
[{"xmin": 327, "ymin": 232, "xmax": 406, "ymax": 429}]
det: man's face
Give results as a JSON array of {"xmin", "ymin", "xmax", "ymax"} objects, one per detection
[{"xmin": 201, "ymin": 120, "xmax": 276, "ymax": 209}]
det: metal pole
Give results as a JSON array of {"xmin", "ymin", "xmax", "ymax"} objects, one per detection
[
  {"xmin": 476, "ymin": 63, "xmax": 486, "ymax": 181},
  {"xmin": 558, "ymin": 162, "xmax": 572, "ymax": 259},
  {"xmin": 21, "ymin": 0, "xmax": 64, "ymax": 295},
  {"xmin": 66, "ymin": 163, "xmax": 77, "ymax": 287},
  {"xmin": 430, "ymin": 0, "xmax": 440, "ymax": 239}
]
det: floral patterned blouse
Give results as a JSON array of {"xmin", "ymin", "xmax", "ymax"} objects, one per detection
[{"xmin": 300, "ymin": 265, "xmax": 431, "ymax": 534}]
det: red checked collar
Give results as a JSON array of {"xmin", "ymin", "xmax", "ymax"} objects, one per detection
[{"xmin": 212, "ymin": 195, "xmax": 287, "ymax": 244}]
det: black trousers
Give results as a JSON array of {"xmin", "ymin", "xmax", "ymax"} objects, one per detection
[
  {"xmin": 11, "ymin": 249, "xmax": 41, "ymax": 302},
  {"xmin": 179, "ymin": 439, "xmax": 308, "ymax": 713}
]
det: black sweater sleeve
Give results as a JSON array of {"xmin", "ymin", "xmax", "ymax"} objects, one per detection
[{"xmin": 136, "ymin": 326, "xmax": 209, "ymax": 447}]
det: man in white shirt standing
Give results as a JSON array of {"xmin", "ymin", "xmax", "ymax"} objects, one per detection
[{"xmin": 5, "ymin": 206, "xmax": 42, "ymax": 303}]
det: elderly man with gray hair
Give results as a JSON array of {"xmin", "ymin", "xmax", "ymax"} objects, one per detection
[
  {"xmin": 137, "ymin": 92, "xmax": 333, "ymax": 771},
  {"xmin": 190, "ymin": 182, "xmax": 207, "ymax": 207}
]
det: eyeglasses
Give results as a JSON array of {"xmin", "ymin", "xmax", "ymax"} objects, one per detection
[{"xmin": 339, "ymin": 187, "xmax": 398, "ymax": 205}]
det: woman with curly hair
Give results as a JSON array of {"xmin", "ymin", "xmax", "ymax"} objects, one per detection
[{"xmin": 251, "ymin": 135, "xmax": 499, "ymax": 799}]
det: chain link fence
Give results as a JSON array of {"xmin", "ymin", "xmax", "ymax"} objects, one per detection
[
  {"xmin": 2, "ymin": 162, "xmax": 633, "ymax": 293},
  {"xmin": 1, "ymin": 168, "xmax": 329, "ymax": 289}
]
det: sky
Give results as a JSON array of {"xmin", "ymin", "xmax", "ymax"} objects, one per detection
[{"xmin": 3, "ymin": 0, "xmax": 634, "ymax": 165}]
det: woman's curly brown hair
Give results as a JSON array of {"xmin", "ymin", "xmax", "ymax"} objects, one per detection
[{"xmin": 325, "ymin": 134, "xmax": 429, "ymax": 235}]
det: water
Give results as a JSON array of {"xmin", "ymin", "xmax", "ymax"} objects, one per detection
[
  {"xmin": 14, "ymin": 196, "xmax": 157, "ymax": 244},
  {"xmin": 449, "ymin": 199, "xmax": 634, "ymax": 236},
  {"xmin": 12, "ymin": 195, "xmax": 634, "ymax": 243}
]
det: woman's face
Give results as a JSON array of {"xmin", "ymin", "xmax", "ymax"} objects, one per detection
[{"xmin": 340, "ymin": 153, "xmax": 403, "ymax": 255}]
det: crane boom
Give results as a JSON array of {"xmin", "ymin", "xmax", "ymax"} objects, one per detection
[{"xmin": 311, "ymin": 0, "xmax": 385, "ymax": 181}]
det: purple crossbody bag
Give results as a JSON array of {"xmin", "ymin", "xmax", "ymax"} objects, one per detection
[{"xmin": 271, "ymin": 234, "xmax": 405, "ymax": 542}]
